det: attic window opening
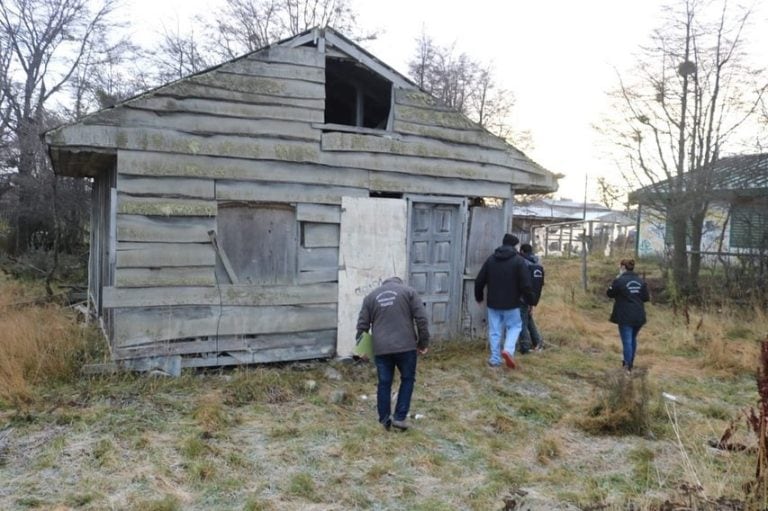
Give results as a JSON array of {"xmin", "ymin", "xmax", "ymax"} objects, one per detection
[{"xmin": 325, "ymin": 57, "xmax": 391, "ymax": 129}]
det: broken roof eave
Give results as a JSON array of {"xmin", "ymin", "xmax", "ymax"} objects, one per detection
[{"xmin": 48, "ymin": 146, "xmax": 116, "ymax": 178}]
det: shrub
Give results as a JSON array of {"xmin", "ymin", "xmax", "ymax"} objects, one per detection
[{"xmin": 576, "ymin": 369, "xmax": 652, "ymax": 436}]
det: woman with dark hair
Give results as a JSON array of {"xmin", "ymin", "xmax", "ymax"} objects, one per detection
[{"xmin": 607, "ymin": 258, "xmax": 650, "ymax": 371}]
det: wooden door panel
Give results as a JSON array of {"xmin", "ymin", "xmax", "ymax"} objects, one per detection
[{"xmin": 408, "ymin": 200, "xmax": 465, "ymax": 339}]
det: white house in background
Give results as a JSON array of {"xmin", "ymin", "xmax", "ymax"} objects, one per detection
[
  {"xmin": 630, "ymin": 154, "xmax": 768, "ymax": 262},
  {"xmin": 512, "ymin": 198, "xmax": 635, "ymax": 257}
]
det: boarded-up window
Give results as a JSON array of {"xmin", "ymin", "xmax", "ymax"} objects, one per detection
[
  {"xmin": 730, "ymin": 204, "xmax": 768, "ymax": 249},
  {"xmin": 217, "ymin": 202, "xmax": 297, "ymax": 285}
]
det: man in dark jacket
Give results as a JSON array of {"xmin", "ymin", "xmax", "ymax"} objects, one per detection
[
  {"xmin": 357, "ymin": 276, "xmax": 430, "ymax": 431},
  {"xmin": 607, "ymin": 258, "xmax": 650, "ymax": 371},
  {"xmin": 474, "ymin": 234, "xmax": 534, "ymax": 369},
  {"xmin": 518, "ymin": 243, "xmax": 545, "ymax": 353}
]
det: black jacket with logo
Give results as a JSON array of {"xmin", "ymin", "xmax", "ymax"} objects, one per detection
[
  {"xmin": 522, "ymin": 253, "xmax": 545, "ymax": 306},
  {"xmin": 474, "ymin": 245, "xmax": 533, "ymax": 309},
  {"xmin": 607, "ymin": 271, "xmax": 650, "ymax": 326}
]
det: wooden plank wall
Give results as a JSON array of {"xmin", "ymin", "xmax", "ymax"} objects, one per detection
[
  {"xmin": 462, "ymin": 206, "xmax": 505, "ymax": 340},
  {"xmin": 91, "ymin": 47, "xmax": 340, "ymax": 365},
  {"xmin": 54, "ymin": 41, "xmax": 557, "ymax": 366}
]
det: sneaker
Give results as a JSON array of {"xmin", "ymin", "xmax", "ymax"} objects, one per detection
[
  {"xmin": 501, "ymin": 350, "xmax": 517, "ymax": 369},
  {"xmin": 533, "ymin": 344, "xmax": 544, "ymax": 352},
  {"xmin": 391, "ymin": 419, "xmax": 409, "ymax": 431},
  {"xmin": 381, "ymin": 418, "xmax": 392, "ymax": 431},
  {"xmin": 487, "ymin": 360, "xmax": 502, "ymax": 368}
]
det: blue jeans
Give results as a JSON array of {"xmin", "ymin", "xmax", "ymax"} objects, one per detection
[
  {"xmin": 618, "ymin": 324, "xmax": 641, "ymax": 369},
  {"xmin": 487, "ymin": 307, "xmax": 523, "ymax": 365},
  {"xmin": 374, "ymin": 350, "xmax": 417, "ymax": 424}
]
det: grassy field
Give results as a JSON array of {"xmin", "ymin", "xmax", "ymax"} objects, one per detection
[{"xmin": 0, "ymin": 258, "xmax": 766, "ymax": 510}]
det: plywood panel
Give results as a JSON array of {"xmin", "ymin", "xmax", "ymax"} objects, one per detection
[
  {"xmin": 116, "ymin": 267, "xmax": 215, "ymax": 287},
  {"xmin": 303, "ymin": 223, "xmax": 339, "ymax": 248},
  {"xmin": 113, "ymin": 304, "xmax": 337, "ymax": 346},
  {"xmin": 337, "ymin": 198, "xmax": 408, "ymax": 357},
  {"xmin": 116, "ymin": 175, "xmax": 214, "ymax": 199},
  {"xmin": 116, "ymin": 242, "xmax": 215, "ymax": 268},
  {"xmin": 117, "ymin": 214, "xmax": 215, "ymax": 242},
  {"xmin": 103, "ymin": 282, "xmax": 338, "ymax": 308},
  {"xmin": 216, "ymin": 180, "xmax": 367, "ymax": 204}
]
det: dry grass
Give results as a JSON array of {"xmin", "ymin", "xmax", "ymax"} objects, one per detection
[
  {"xmin": 0, "ymin": 277, "xmax": 102, "ymax": 405},
  {"xmin": 0, "ymin": 258, "xmax": 766, "ymax": 510}
]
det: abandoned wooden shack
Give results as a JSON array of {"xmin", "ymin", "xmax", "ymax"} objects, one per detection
[{"xmin": 45, "ymin": 27, "xmax": 559, "ymax": 370}]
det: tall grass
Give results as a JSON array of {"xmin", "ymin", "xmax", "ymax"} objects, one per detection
[
  {"xmin": 0, "ymin": 277, "xmax": 102, "ymax": 405},
  {"xmin": 1, "ymin": 258, "xmax": 767, "ymax": 509}
]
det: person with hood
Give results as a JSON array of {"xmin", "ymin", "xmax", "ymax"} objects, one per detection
[
  {"xmin": 518, "ymin": 243, "xmax": 545, "ymax": 353},
  {"xmin": 356, "ymin": 276, "xmax": 430, "ymax": 431},
  {"xmin": 607, "ymin": 258, "xmax": 650, "ymax": 372},
  {"xmin": 474, "ymin": 234, "xmax": 534, "ymax": 369}
]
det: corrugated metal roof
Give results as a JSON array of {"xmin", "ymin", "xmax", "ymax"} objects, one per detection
[
  {"xmin": 631, "ymin": 153, "xmax": 768, "ymax": 201},
  {"xmin": 512, "ymin": 199, "xmax": 633, "ymax": 224}
]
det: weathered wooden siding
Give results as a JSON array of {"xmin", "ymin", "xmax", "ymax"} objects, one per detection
[
  {"xmin": 47, "ymin": 35, "xmax": 557, "ymax": 367},
  {"xmin": 113, "ymin": 304, "xmax": 337, "ymax": 346},
  {"xmin": 115, "ymin": 330, "xmax": 336, "ymax": 366},
  {"xmin": 462, "ymin": 206, "xmax": 506, "ymax": 339}
]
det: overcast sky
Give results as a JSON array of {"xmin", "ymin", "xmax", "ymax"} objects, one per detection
[{"xmin": 123, "ymin": 0, "xmax": 768, "ymax": 202}]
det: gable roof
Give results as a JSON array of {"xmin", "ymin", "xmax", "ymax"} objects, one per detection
[
  {"xmin": 630, "ymin": 153, "xmax": 768, "ymax": 203},
  {"xmin": 45, "ymin": 27, "xmax": 558, "ymax": 194}
]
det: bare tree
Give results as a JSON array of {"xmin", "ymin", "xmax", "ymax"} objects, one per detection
[
  {"xmin": 0, "ymin": 0, "xmax": 122, "ymax": 254},
  {"xmin": 152, "ymin": 21, "xmax": 210, "ymax": 82},
  {"xmin": 282, "ymin": 0, "xmax": 366, "ymax": 38},
  {"xmin": 199, "ymin": 0, "xmax": 372, "ymax": 62},
  {"xmin": 407, "ymin": 31, "xmax": 531, "ymax": 149},
  {"xmin": 596, "ymin": 176, "xmax": 625, "ymax": 210},
  {"xmin": 606, "ymin": 0, "xmax": 768, "ymax": 298}
]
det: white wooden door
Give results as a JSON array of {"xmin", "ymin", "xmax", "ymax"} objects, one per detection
[{"xmin": 337, "ymin": 197, "xmax": 407, "ymax": 357}]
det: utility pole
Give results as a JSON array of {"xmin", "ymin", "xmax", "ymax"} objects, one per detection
[{"xmin": 581, "ymin": 174, "xmax": 588, "ymax": 291}]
